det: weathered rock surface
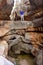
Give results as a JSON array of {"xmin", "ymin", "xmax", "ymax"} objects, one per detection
[
  {"xmin": 0, "ymin": 21, "xmax": 43, "ymax": 53},
  {"xmin": 0, "ymin": 27, "xmax": 9, "ymax": 37},
  {"xmin": 0, "ymin": 20, "xmax": 43, "ymax": 65},
  {"xmin": 29, "ymin": 0, "xmax": 42, "ymax": 9},
  {"xmin": 0, "ymin": 0, "xmax": 42, "ymax": 21},
  {"xmin": 0, "ymin": 40, "xmax": 8, "ymax": 57},
  {"xmin": 0, "ymin": 0, "xmax": 13, "ymax": 20},
  {"xmin": 0, "ymin": 0, "xmax": 43, "ymax": 64},
  {"xmin": 36, "ymin": 49, "xmax": 43, "ymax": 65}
]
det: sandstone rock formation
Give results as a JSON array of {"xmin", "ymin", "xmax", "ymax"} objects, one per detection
[
  {"xmin": 0, "ymin": 21, "xmax": 43, "ymax": 55},
  {"xmin": 0, "ymin": 0, "xmax": 42, "ymax": 21},
  {"xmin": 0, "ymin": 40, "xmax": 8, "ymax": 57},
  {"xmin": 0, "ymin": 0, "xmax": 13, "ymax": 20},
  {"xmin": 0, "ymin": 0, "xmax": 43, "ymax": 65}
]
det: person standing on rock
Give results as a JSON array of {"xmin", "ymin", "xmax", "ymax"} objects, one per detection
[{"xmin": 10, "ymin": 0, "xmax": 29, "ymax": 21}]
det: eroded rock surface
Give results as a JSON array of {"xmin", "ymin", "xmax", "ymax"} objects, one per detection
[
  {"xmin": 0, "ymin": 21, "xmax": 43, "ymax": 65},
  {"xmin": 0, "ymin": 21, "xmax": 43, "ymax": 54},
  {"xmin": 0, "ymin": 0, "xmax": 13, "ymax": 20},
  {"xmin": 0, "ymin": 40, "xmax": 8, "ymax": 57}
]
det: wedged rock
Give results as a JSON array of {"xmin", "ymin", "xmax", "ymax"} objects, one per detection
[
  {"xmin": 0, "ymin": 21, "xmax": 43, "ymax": 31},
  {"xmin": 0, "ymin": 21, "xmax": 33, "ymax": 31},
  {"xmin": 10, "ymin": 21, "xmax": 33, "ymax": 29}
]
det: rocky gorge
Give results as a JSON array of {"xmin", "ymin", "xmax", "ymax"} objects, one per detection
[{"xmin": 0, "ymin": 0, "xmax": 43, "ymax": 65}]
